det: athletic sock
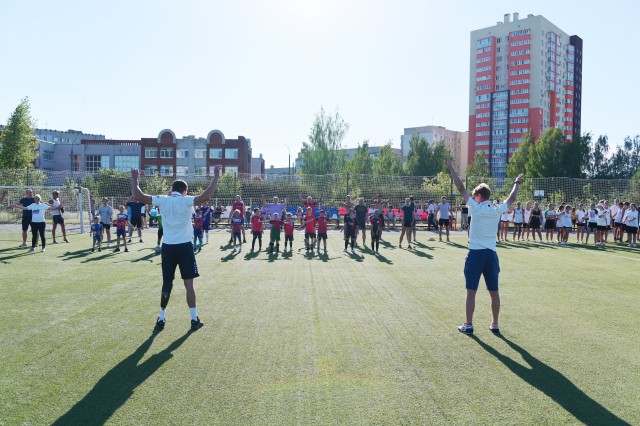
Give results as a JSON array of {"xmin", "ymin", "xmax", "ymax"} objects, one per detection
[
  {"xmin": 159, "ymin": 309, "xmax": 166, "ymax": 321},
  {"xmin": 189, "ymin": 307, "xmax": 198, "ymax": 321}
]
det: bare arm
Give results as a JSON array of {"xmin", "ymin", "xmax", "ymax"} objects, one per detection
[
  {"xmin": 504, "ymin": 174, "xmax": 524, "ymax": 206},
  {"xmin": 444, "ymin": 159, "xmax": 470, "ymax": 202},
  {"xmin": 130, "ymin": 169, "xmax": 153, "ymax": 205},
  {"xmin": 194, "ymin": 165, "xmax": 222, "ymax": 206}
]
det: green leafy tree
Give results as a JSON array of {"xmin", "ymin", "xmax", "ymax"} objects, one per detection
[
  {"xmin": 526, "ymin": 128, "xmax": 565, "ymax": 178},
  {"xmin": 465, "ymin": 152, "xmax": 489, "ymax": 177},
  {"xmin": 300, "ymin": 107, "xmax": 348, "ymax": 175},
  {"xmin": 506, "ymin": 132, "xmax": 533, "ymax": 178},
  {"xmin": 373, "ymin": 142, "xmax": 404, "ymax": 175},
  {"xmin": 0, "ymin": 98, "xmax": 38, "ymax": 169},
  {"xmin": 559, "ymin": 133, "xmax": 591, "ymax": 178},
  {"xmin": 588, "ymin": 135, "xmax": 610, "ymax": 178},
  {"xmin": 405, "ymin": 134, "xmax": 451, "ymax": 176},
  {"xmin": 344, "ymin": 141, "xmax": 374, "ymax": 175}
]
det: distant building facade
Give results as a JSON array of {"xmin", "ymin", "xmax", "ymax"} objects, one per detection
[{"xmin": 401, "ymin": 126, "xmax": 468, "ymax": 175}]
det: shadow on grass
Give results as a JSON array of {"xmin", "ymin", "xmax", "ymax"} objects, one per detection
[
  {"xmin": 52, "ymin": 331, "xmax": 191, "ymax": 426},
  {"xmin": 406, "ymin": 247, "xmax": 433, "ymax": 259},
  {"xmin": 345, "ymin": 251, "xmax": 364, "ymax": 262},
  {"xmin": 0, "ymin": 251, "xmax": 31, "ymax": 263},
  {"xmin": 471, "ymin": 334, "xmax": 630, "ymax": 426},
  {"xmin": 60, "ymin": 249, "xmax": 93, "ymax": 261},
  {"xmin": 220, "ymin": 250, "xmax": 241, "ymax": 262},
  {"xmin": 243, "ymin": 250, "xmax": 261, "ymax": 260},
  {"xmin": 0, "ymin": 245, "xmax": 24, "ymax": 254},
  {"xmin": 374, "ymin": 253, "xmax": 393, "ymax": 264}
]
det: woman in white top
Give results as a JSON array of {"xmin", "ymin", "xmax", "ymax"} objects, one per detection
[
  {"xmin": 584, "ymin": 203, "xmax": 598, "ymax": 245},
  {"xmin": 623, "ymin": 203, "xmax": 638, "ymax": 247},
  {"xmin": 11, "ymin": 193, "xmax": 62, "ymax": 252},
  {"xmin": 499, "ymin": 208, "xmax": 511, "ymax": 242},
  {"xmin": 522, "ymin": 202, "xmax": 532, "ymax": 241},
  {"xmin": 595, "ymin": 203, "xmax": 608, "ymax": 246},
  {"xmin": 512, "ymin": 202, "xmax": 524, "ymax": 241},
  {"xmin": 561, "ymin": 205, "xmax": 573, "ymax": 244},
  {"xmin": 575, "ymin": 203, "xmax": 586, "ymax": 243},
  {"xmin": 602, "ymin": 200, "xmax": 611, "ymax": 244},
  {"xmin": 544, "ymin": 204, "xmax": 557, "ymax": 243}
]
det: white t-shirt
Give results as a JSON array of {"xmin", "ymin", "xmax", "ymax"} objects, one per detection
[
  {"xmin": 563, "ymin": 212, "xmax": 573, "ymax": 228},
  {"xmin": 500, "ymin": 211, "xmax": 511, "ymax": 221},
  {"xmin": 603, "ymin": 208, "xmax": 611, "ymax": 226},
  {"xmin": 624, "ymin": 210, "xmax": 638, "ymax": 227},
  {"xmin": 438, "ymin": 203, "xmax": 451, "ymax": 219},
  {"xmin": 596, "ymin": 210, "xmax": 607, "ymax": 227},
  {"xmin": 610, "ymin": 205, "xmax": 620, "ymax": 221},
  {"xmin": 98, "ymin": 205, "xmax": 114, "ymax": 224},
  {"xmin": 513, "ymin": 208, "xmax": 524, "ymax": 223},
  {"xmin": 427, "ymin": 204, "xmax": 435, "ymax": 214},
  {"xmin": 266, "ymin": 203, "xmax": 285, "ymax": 218},
  {"xmin": 151, "ymin": 193, "xmax": 196, "ymax": 244},
  {"xmin": 523, "ymin": 208, "xmax": 531, "ymax": 223},
  {"xmin": 576, "ymin": 210, "xmax": 585, "ymax": 223},
  {"xmin": 27, "ymin": 203, "xmax": 50, "ymax": 223},
  {"xmin": 51, "ymin": 198, "xmax": 61, "ymax": 216},
  {"xmin": 587, "ymin": 209, "xmax": 598, "ymax": 223},
  {"xmin": 467, "ymin": 198, "xmax": 508, "ymax": 251},
  {"xmin": 614, "ymin": 208, "xmax": 625, "ymax": 223}
]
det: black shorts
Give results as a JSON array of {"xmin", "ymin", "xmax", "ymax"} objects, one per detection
[
  {"xmin": 514, "ymin": 222, "xmax": 523, "ymax": 228},
  {"xmin": 576, "ymin": 223, "xmax": 585, "ymax": 227},
  {"xmin": 252, "ymin": 231, "xmax": 263, "ymax": 236},
  {"xmin": 403, "ymin": 220, "xmax": 413, "ymax": 228},
  {"xmin": 161, "ymin": 242, "xmax": 199, "ymax": 282},
  {"xmin": 544, "ymin": 219, "xmax": 556, "ymax": 230},
  {"xmin": 100, "ymin": 222, "xmax": 111, "ymax": 230},
  {"xmin": 203, "ymin": 222, "xmax": 210, "ymax": 231},
  {"xmin": 614, "ymin": 222, "xmax": 622, "ymax": 228},
  {"xmin": 53, "ymin": 215, "xmax": 64, "ymax": 224},
  {"xmin": 357, "ymin": 219, "xmax": 366, "ymax": 230},
  {"xmin": 597, "ymin": 225, "xmax": 607, "ymax": 231},
  {"xmin": 606, "ymin": 225, "xmax": 612, "ymax": 231},
  {"xmin": 522, "ymin": 223, "xmax": 529, "ymax": 228},
  {"xmin": 439, "ymin": 218, "xmax": 450, "ymax": 227},
  {"xmin": 626, "ymin": 226, "xmax": 638, "ymax": 233},
  {"xmin": 305, "ymin": 232, "xmax": 316, "ymax": 239},
  {"xmin": 130, "ymin": 217, "xmax": 142, "ymax": 229},
  {"xmin": 345, "ymin": 233, "xmax": 355, "ymax": 240},
  {"xmin": 21, "ymin": 218, "xmax": 32, "ymax": 232},
  {"xmin": 285, "ymin": 235, "xmax": 294, "ymax": 243},
  {"xmin": 588, "ymin": 222, "xmax": 597, "ymax": 230},
  {"xmin": 317, "ymin": 233, "xmax": 327, "ymax": 240}
]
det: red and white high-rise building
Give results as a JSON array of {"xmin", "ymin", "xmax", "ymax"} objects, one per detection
[{"xmin": 468, "ymin": 13, "xmax": 583, "ymax": 177}]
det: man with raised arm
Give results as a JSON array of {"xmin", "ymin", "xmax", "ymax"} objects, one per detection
[
  {"xmin": 131, "ymin": 165, "xmax": 222, "ymax": 332},
  {"xmin": 445, "ymin": 158, "xmax": 523, "ymax": 335}
]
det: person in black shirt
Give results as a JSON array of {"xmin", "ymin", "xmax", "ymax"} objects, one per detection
[
  {"xmin": 370, "ymin": 210, "xmax": 383, "ymax": 254},
  {"xmin": 399, "ymin": 197, "xmax": 414, "ymax": 249},
  {"xmin": 8, "ymin": 189, "xmax": 35, "ymax": 247},
  {"xmin": 343, "ymin": 209, "xmax": 358, "ymax": 253},
  {"xmin": 127, "ymin": 199, "xmax": 146, "ymax": 243},
  {"xmin": 354, "ymin": 198, "xmax": 369, "ymax": 247}
]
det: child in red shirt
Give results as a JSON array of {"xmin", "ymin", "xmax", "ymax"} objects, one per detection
[
  {"xmin": 283, "ymin": 212, "xmax": 296, "ymax": 251},
  {"xmin": 250, "ymin": 208, "xmax": 265, "ymax": 252}
]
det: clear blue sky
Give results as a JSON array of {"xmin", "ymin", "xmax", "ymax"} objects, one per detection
[{"xmin": 1, "ymin": 1, "xmax": 638, "ymax": 168}]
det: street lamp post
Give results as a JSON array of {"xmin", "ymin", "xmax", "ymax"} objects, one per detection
[{"xmin": 283, "ymin": 144, "xmax": 291, "ymax": 176}]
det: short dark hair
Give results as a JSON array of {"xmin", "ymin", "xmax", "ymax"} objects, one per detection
[{"xmin": 171, "ymin": 180, "xmax": 188, "ymax": 194}]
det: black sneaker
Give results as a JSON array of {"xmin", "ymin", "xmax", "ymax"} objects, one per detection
[
  {"xmin": 191, "ymin": 317, "xmax": 204, "ymax": 331},
  {"xmin": 114, "ymin": 248, "xmax": 120, "ymax": 252},
  {"xmin": 155, "ymin": 318, "xmax": 166, "ymax": 331},
  {"xmin": 124, "ymin": 248, "xmax": 129, "ymax": 252},
  {"xmin": 489, "ymin": 324, "xmax": 500, "ymax": 334},
  {"xmin": 458, "ymin": 324, "xmax": 474, "ymax": 335}
]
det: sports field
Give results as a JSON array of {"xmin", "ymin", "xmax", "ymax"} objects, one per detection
[{"xmin": 0, "ymin": 228, "xmax": 638, "ymax": 425}]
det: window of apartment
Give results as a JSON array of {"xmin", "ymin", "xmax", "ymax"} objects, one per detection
[
  {"xmin": 160, "ymin": 148, "xmax": 173, "ymax": 159},
  {"xmin": 225, "ymin": 148, "xmax": 239, "ymax": 159},
  {"xmin": 195, "ymin": 166, "xmax": 207, "ymax": 176},
  {"xmin": 43, "ymin": 151, "xmax": 54, "ymax": 161},
  {"xmin": 177, "ymin": 149, "xmax": 189, "ymax": 158},
  {"xmin": 195, "ymin": 148, "xmax": 207, "ymax": 159},
  {"xmin": 114, "ymin": 155, "xmax": 139, "ymax": 172},
  {"xmin": 224, "ymin": 166, "xmax": 238, "ymax": 175},
  {"xmin": 209, "ymin": 148, "xmax": 223, "ymax": 159},
  {"xmin": 86, "ymin": 155, "xmax": 109, "ymax": 173},
  {"xmin": 176, "ymin": 166, "xmax": 189, "ymax": 176},
  {"xmin": 160, "ymin": 165, "xmax": 174, "ymax": 176},
  {"xmin": 53, "ymin": 137, "xmax": 58, "ymax": 142},
  {"xmin": 145, "ymin": 148, "xmax": 158, "ymax": 158},
  {"xmin": 144, "ymin": 165, "xmax": 158, "ymax": 176}
]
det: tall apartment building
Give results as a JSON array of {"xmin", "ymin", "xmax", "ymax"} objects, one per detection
[
  {"xmin": 468, "ymin": 13, "xmax": 583, "ymax": 177},
  {"xmin": 401, "ymin": 126, "xmax": 468, "ymax": 175}
]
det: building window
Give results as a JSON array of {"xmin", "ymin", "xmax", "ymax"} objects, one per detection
[
  {"xmin": 144, "ymin": 165, "xmax": 158, "ymax": 176},
  {"xmin": 195, "ymin": 166, "xmax": 207, "ymax": 176},
  {"xmin": 72, "ymin": 155, "xmax": 81, "ymax": 172},
  {"xmin": 177, "ymin": 149, "xmax": 189, "ymax": 158},
  {"xmin": 195, "ymin": 148, "xmax": 207, "ymax": 159},
  {"xmin": 145, "ymin": 148, "xmax": 157, "ymax": 158},
  {"xmin": 225, "ymin": 149, "xmax": 239, "ymax": 159},
  {"xmin": 114, "ymin": 156, "xmax": 139, "ymax": 172},
  {"xmin": 209, "ymin": 148, "xmax": 223, "ymax": 159},
  {"xmin": 176, "ymin": 166, "xmax": 189, "ymax": 176},
  {"xmin": 43, "ymin": 151, "xmax": 54, "ymax": 161},
  {"xmin": 225, "ymin": 166, "xmax": 238, "ymax": 175},
  {"xmin": 86, "ymin": 155, "xmax": 109, "ymax": 173},
  {"xmin": 160, "ymin": 165, "xmax": 174, "ymax": 176},
  {"xmin": 160, "ymin": 148, "xmax": 173, "ymax": 159}
]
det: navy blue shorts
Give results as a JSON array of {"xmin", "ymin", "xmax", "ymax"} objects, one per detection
[
  {"xmin": 464, "ymin": 249, "xmax": 500, "ymax": 292},
  {"xmin": 53, "ymin": 215, "xmax": 64, "ymax": 224}
]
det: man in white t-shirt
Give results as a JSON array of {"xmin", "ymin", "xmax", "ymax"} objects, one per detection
[
  {"xmin": 436, "ymin": 197, "xmax": 452, "ymax": 242},
  {"xmin": 131, "ymin": 165, "xmax": 222, "ymax": 332},
  {"xmin": 261, "ymin": 195, "xmax": 287, "ymax": 220},
  {"xmin": 445, "ymin": 159, "xmax": 523, "ymax": 335}
]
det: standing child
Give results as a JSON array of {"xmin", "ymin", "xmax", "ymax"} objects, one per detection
[
  {"xmin": 512, "ymin": 202, "xmax": 524, "ymax": 241},
  {"xmin": 343, "ymin": 209, "xmax": 358, "ymax": 253},
  {"xmin": 314, "ymin": 209, "xmax": 334, "ymax": 253},
  {"xmin": 113, "ymin": 206, "xmax": 129, "ymax": 252},
  {"xmin": 596, "ymin": 203, "xmax": 607, "ymax": 246},
  {"xmin": 303, "ymin": 206, "xmax": 317, "ymax": 252},
  {"xmin": 268, "ymin": 212, "xmax": 284, "ymax": 253},
  {"xmin": 585, "ymin": 203, "xmax": 598, "ymax": 245},
  {"xmin": 91, "ymin": 216, "xmax": 104, "ymax": 252},
  {"xmin": 230, "ymin": 209, "xmax": 244, "ymax": 252},
  {"xmin": 296, "ymin": 207, "xmax": 304, "ymax": 226},
  {"xmin": 555, "ymin": 205, "xmax": 566, "ymax": 243},
  {"xmin": 250, "ymin": 208, "xmax": 264, "ymax": 252},
  {"xmin": 544, "ymin": 204, "xmax": 557, "ymax": 242},
  {"xmin": 283, "ymin": 212, "xmax": 296, "ymax": 251},
  {"xmin": 499, "ymin": 207, "xmax": 511, "ymax": 242},
  {"xmin": 370, "ymin": 209, "xmax": 383, "ymax": 254},
  {"xmin": 192, "ymin": 208, "xmax": 204, "ymax": 252},
  {"xmin": 623, "ymin": 203, "xmax": 638, "ymax": 247},
  {"xmin": 201, "ymin": 204, "xmax": 212, "ymax": 244},
  {"xmin": 575, "ymin": 203, "xmax": 586, "ymax": 243}
]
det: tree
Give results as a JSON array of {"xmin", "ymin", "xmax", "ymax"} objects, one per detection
[
  {"xmin": 0, "ymin": 98, "xmax": 38, "ymax": 169},
  {"xmin": 405, "ymin": 133, "xmax": 430, "ymax": 176},
  {"xmin": 588, "ymin": 135, "xmax": 610, "ymax": 178},
  {"xmin": 344, "ymin": 141, "xmax": 374, "ymax": 175},
  {"xmin": 560, "ymin": 133, "xmax": 591, "ymax": 178},
  {"xmin": 506, "ymin": 132, "xmax": 533, "ymax": 178},
  {"xmin": 526, "ymin": 128, "xmax": 565, "ymax": 178},
  {"xmin": 465, "ymin": 152, "xmax": 489, "ymax": 177},
  {"xmin": 300, "ymin": 107, "xmax": 348, "ymax": 175},
  {"xmin": 373, "ymin": 142, "xmax": 404, "ymax": 175}
]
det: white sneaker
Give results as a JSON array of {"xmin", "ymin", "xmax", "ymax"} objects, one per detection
[
  {"xmin": 343, "ymin": 248, "xmax": 348, "ymax": 253},
  {"xmin": 351, "ymin": 248, "xmax": 355, "ymax": 253},
  {"xmin": 28, "ymin": 247, "xmax": 35, "ymax": 253},
  {"xmin": 40, "ymin": 248, "xmax": 46, "ymax": 253},
  {"xmin": 238, "ymin": 246, "xmax": 242, "ymax": 252},
  {"xmin": 489, "ymin": 323, "xmax": 500, "ymax": 333}
]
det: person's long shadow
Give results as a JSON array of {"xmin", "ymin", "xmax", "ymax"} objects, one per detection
[
  {"xmin": 471, "ymin": 334, "xmax": 630, "ymax": 425},
  {"xmin": 52, "ymin": 331, "xmax": 190, "ymax": 425}
]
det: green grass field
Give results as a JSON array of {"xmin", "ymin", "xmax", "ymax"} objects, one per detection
[{"xmin": 0, "ymin": 228, "xmax": 638, "ymax": 425}]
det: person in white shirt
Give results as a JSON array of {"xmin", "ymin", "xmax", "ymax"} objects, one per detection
[
  {"xmin": 595, "ymin": 203, "xmax": 608, "ymax": 246},
  {"xmin": 602, "ymin": 200, "xmax": 612, "ymax": 244},
  {"xmin": 561, "ymin": 204, "xmax": 573, "ymax": 244},
  {"xmin": 512, "ymin": 202, "xmax": 524, "ymax": 241},
  {"xmin": 436, "ymin": 196, "xmax": 452, "ymax": 242},
  {"xmin": 11, "ymin": 193, "xmax": 63, "ymax": 253},
  {"xmin": 49, "ymin": 190, "xmax": 69, "ymax": 244},
  {"xmin": 445, "ymin": 158, "xmax": 523, "ymax": 335},
  {"xmin": 575, "ymin": 203, "xmax": 586, "ymax": 243},
  {"xmin": 613, "ymin": 201, "xmax": 626, "ymax": 243},
  {"xmin": 131, "ymin": 165, "xmax": 222, "ymax": 332},
  {"xmin": 585, "ymin": 203, "xmax": 598, "ymax": 245},
  {"xmin": 499, "ymin": 208, "xmax": 511, "ymax": 242},
  {"xmin": 623, "ymin": 203, "xmax": 638, "ymax": 247}
]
